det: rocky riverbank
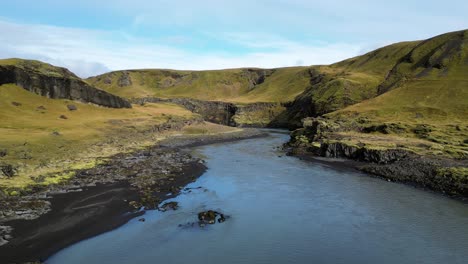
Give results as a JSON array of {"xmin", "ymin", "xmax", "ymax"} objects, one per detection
[
  {"xmin": 0, "ymin": 127, "xmax": 267, "ymax": 264},
  {"xmin": 286, "ymin": 117, "xmax": 468, "ymax": 199}
]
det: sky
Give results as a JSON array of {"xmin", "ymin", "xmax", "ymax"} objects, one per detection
[{"xmin": 0, "ymin": 0, "xmax": 467, "ymax": 78}]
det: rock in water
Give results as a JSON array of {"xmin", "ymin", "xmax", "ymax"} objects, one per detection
[
  {"xmin": 159, "ymin": 201, "xmax": 179, "ymax": 212},
  {"xmin": 197, "ymin": 210, "xmax": 227, "ymax": 225}
]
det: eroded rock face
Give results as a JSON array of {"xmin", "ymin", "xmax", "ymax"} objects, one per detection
[
  {"xmin": 313, "ymin": 142, "xmax": 409, "ymax": 164},
  {"xmin": 233, "ymin": 102, "xmax": 286, "ymax": 128},
  {"xmin": 134, "ymin": 97, "xmax": 238, "ymax": 126},
  {"xmin": 132, "ymin": 97, "xmax": 285, "ymax": 128},
  {"xmin": 118, "ymin": 71, "xmax": 132, "ymax": 87},
  {"xmin": 0, "ymin": 65, "xmax": 131, "ymax": 109},
  {"xmin": 241, "ymin": 68, "xmax": 275, "ymax": 90}
]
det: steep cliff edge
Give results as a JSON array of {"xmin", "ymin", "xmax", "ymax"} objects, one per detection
[
  {"xmin": 132, "ymin": 97, "xmax": 285, "ymax": 127},
  {"xmin": 0, "ymin": 59, "xmax": 131, "ymax": 108}
]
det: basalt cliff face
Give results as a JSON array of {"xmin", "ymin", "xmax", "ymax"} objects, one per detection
[
  {"xmin": 0, "ymin": 61, "xmax": 131, "ymax": 109},
  {"xmin": 287, "ymin": 116, "xmax": 468, "ymax": 197},
  {"xmin": 132, "ymin": 97, "xmax": 285, "ymax": 127}
]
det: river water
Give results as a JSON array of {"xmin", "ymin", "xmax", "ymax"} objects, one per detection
[{"xmin": 47, "ymin": 131, "xmax": 468, "ymax": 264}]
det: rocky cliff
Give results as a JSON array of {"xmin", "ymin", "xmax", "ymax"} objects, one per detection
[
  {"xmin": 287, "ymin": 117, "xmax": 468, "ymax": 197},
  {"xmin": 132, "ymin": 97, "xmax": 285, "ymax": 127},
  {"xmin": 0, "ymin": 60, "xmax": 131, "ymax": 108}
]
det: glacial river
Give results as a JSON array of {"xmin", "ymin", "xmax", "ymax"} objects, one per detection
[{"xmin": 48, "ymin": 131, "xmax": 468, "ymax": 264}]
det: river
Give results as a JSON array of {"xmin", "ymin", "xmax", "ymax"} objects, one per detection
[{"xmin": 47, "ymin": 130, "xmax": 468, "ymax": 264}]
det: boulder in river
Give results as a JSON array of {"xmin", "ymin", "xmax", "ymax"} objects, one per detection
[{"xmin": 198, "ymin": 210, "xmax": 227, "ymax": 225}]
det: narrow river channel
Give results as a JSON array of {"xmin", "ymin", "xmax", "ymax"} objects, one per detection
[{"xmin": 47, "ymin": 131, "xmax": 468, "ymax": 264}]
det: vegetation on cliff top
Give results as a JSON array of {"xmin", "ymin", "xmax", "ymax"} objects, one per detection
[{"xmin": 0, "ymin": 58, "xmax": 80, "ymax": 79}]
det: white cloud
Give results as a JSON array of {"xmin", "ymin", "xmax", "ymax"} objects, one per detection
[
  {"xmin": 0, "ymin": 19, "xmax": 363, "ymax": 77},
  {"xmin": 2, "ymin": 1, "xmax": 467, "ymax": 78}
]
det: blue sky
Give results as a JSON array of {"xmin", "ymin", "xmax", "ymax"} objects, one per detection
[{"xmin": 1, "ymin": 0, "xmax": 467, "ymax": 77}]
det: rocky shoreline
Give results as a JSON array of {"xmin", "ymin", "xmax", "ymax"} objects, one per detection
[
  {"xmin": 0, "ymin": 128, "xmax": 266, "ymax": 264},
  {"xmin": 286, "ymin": 119, "xmax": 468, "ymax": 199}
]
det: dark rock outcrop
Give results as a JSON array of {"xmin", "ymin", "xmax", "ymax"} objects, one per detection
[
  {"xmin": 287, "ymin": 118, "xmax": 468, "ymax": 197},
  {"xmin": 0, "ymin": 164, "xmax": 16, "ymax": 178},
  {"xmin": 300, "ymin": 141, "xmax": 409, "ymax": 164},
  {"xmin": 159, "ymin": 201, "xmax": 179, "ymax": 212},
  {"xmin": 67, "ymin": 104, "xmax": 77, "ymax": 111},
  {"xmin": 132, "ymin": 97, "xmax": 285, "ymax": 128},
  {"xmin": 233, "ymin": 102, "xmax": 286, "ymax": 127},
  {"xmin": 241, "ymin": 68, "xmax": 275, "ymax": 90},
  {"xmin": 0, "ymin": 65, "xmax": 131, "ymax": 109},
  {"xmin": 289, "ymin": 139, "xmax": 468, "ymax": 197},
  {"xmin": 197, "ymin": 210, "xmax": 226, "ymax": 225},
  {"xmin": 133, "ymin": 97, "xmax": 237, "ymax": 126},
  {"xmin": 117, "ymin": 71, "xmax": 132, "ymax": 87}
]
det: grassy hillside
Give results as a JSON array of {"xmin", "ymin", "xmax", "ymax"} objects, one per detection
[
  {"xmin": 379, "ymin": 30, "xmax": 468, "ymax": 93},
  {"xmin": 328, "ymin": 29, "xmax": 468, "ymax": 126},
  {"xmin": 323, "ymin": 80, "xmax": 468, "ymax": 158},
  {"xmin": 87, "ymin": 67, "xmax": 311, "ymax": 103},
  {"xmin": 273, "ymin": 41, "xmax": 422, "ymax": 127},
  {"xmin": 0, "ymin": 84, "xmax": 198, "ymax": 188},
  {"xmin": 87, "ymin": 30, "xmax": 467, "ymax": 130},
  {"xmin": 294, "ymin": 30, "xmax": 468, "ymax": 159}
]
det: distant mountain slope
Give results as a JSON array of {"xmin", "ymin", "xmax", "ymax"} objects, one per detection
[
  {"xmin": 0, "ymin": 59, "xmax": 131, "ymax": 108},
  {"xmin": 378, "ymin": 30, "xmax": 468, "ymax": 93},
  {"xmin": 5, "ymin": 29, "xmax": 467, "ymax": 128},
  {"xmin": 328, "ymin": 29, "xmax": 468, "ymax": 123},
  {"xmin": 288, "ymin": 30, "xmax": 468, "ymax": 162},
  {"xmin": 279, "ymin": 40, "xmax": 422, "ymax": 127},
  {"xmin": 87, "ymin": 67, "xmax": 311, "ymax": 103},
  {"xmin": 86, "ymin": 36, "xmax": 437, "ymax": 126}
]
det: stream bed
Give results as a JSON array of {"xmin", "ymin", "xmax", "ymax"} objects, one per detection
[{"xmin": 47, "ymin": 131, "xmax": 468, "ymax": 264}]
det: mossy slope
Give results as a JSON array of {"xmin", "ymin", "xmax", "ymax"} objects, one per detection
[
  {"xmin": 87, "ymin": 67, "xmax": 311, "ymax": 103},
  {"xmin": 0, "ymin": 84, "xmax": 197, "ymax": 188}
]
